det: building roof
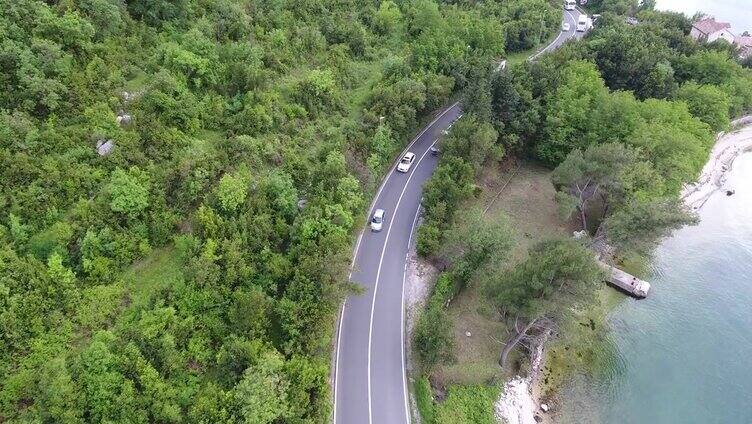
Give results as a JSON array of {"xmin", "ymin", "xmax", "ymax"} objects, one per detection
[
  {"xmin": 736, "ymin": 35, "xmax": 752, "ymax": 48},
  {"xmin": 692, "ymin": 18, "xmax": 732, "ymax": 36}
]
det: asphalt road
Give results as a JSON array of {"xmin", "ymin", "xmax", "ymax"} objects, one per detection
[
  {"xmin": 530, "ymin": 7, "xmax": 587, "ymax": 60},
  {"xmin": 334, "ymin": 8, "xmax": 586, "ymax": 424}
]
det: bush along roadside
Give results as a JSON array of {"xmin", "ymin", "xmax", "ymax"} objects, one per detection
[{"xmin": 413, "ymin": 273, "xmax": 459, "ymax": 370}]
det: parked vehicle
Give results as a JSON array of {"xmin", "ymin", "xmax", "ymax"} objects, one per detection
[
  {"xmin": 396, "ymin": 152, "xmax": 416, "ymax": 173},
  {"xmin": 564, "ymin": 0, "xmax": 576, "ymax": 10},
  {"xmin": 576, "ymin": 15, "xmax": 591, "ymax": 32},
  {"xmin": 371, "ymin": 209, "xmax": 385, "ymax": 232}
]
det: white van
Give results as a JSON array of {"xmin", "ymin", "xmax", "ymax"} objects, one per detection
[
  {"xmin": 576, "ymin": 15, "xmax": 589, "ymax": 32},
  {"xmin": 564, "ymin": 0, "xmax": 576, "ymax": 10}
]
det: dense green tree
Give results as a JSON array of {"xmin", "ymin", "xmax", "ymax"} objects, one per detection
[
  {"xmin": 485, "ymin": 238, "xmax": 604, "ymax": 367},
  {"xmin": 440, "ymin": 209, "xmax": 513, "ymax": 284},
  {"xmin": 605, "ymin": 197, "xmax": 697, "ymax": 254},
  {"xmin": 677, "ymin": 50, "xmax": 739, "ymax": 86},
  {"xmin": 3, "ymin": 0, "xmax": 747, "ymax": 421},
  {"xmin": 414, "ymin": 300, "xmax": 454, "ymax": 370},
  {"xmin": 676, "ymin": 81, "xmax": 731, "ymax": 132},
  {"xmin": 629, "ymin": 99, "xmax": 713, "ymax": 192},
  {"xmin": 126, "ymin": 0, "xmax": 190, "ymax": 26},
  {"xmin": 215, "ymin": 172, "xmax": 248, "ymax": 213},
  {"xmin": 28, "ymin": 221, "xmax": 73, "ymax": 260},
  {"xmin": 295, "ymin": 69, "xmax": 338, "ymax": 116},
  {"xmin": 37, "ymin": 356, "xmax": 84, "ymax": 423},
  {"xmin": 109, "ymin": 167, "xmax": 150, "ymax": 218},
  {"xmin": 367, "ymin": 76, "xmax": 427, "ymax": 136},
  {"xmin": 440, "ymin": 116, "xmax": 499, "ymax": 171},
  {"xmin": 461, "ymin": 62, "xmax": 494, "ymax": 123},
  {"xmin": 490, "ymin": 0, "xmax": 560, "ymax": 52},
  {"xmin": 367, "ymin": 123, "xmax": 397, "ymax": 176},
  {"xmin": 552, "ymin": 143, "xmax": 638, "ymax": 232},
  {"xmin": 421, "ymin": 157, "xmax": 474, "ymax": 227},
  {"xmin": 374, "ymin": 0, "xmax": 403, "ymax": 34},
  {"xmin": 538, "ymin": 60, "xmax": 609, "ymax": 164},
  {"xmin": 583, "ymin": 20, "xmax": 675, "ymax": 98},
  {"xmin": 78, "ymin": 0, "xmax": 125, "ymax": 38},
  {"xmin": 234, "ymin": 350, "xmax": 291, "ymax": 424},
  {"xmin": 228, "ymin": 287, "xmax": 271, "ymax": 339}
]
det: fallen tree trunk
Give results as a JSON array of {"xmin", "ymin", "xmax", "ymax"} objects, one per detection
[{"xmin": 499, "ymin": 317, "xmax": 539, "ymax": 369}]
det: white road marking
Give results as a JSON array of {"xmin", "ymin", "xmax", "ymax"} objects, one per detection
[
  {"xmin": 530, "ymin": 28, "xmax": 565, "ymax": 61},
  {"xmin": 368, "ymin": 141, "xmax": 437, "ymax": 424},
  {"xmin": 348, "ymin": 231, "xmax": 365, "ymax": 280},
  {"xmin": 401, "ymin": 202, "xmax": 424, "ymax": 424},
  {"xmin": 334, "ymin": 103, "xmax": 458, "ymax": 424},
  {"xmin": 333, "ymin": 301, "xmax": 346, "ymax": 422}
]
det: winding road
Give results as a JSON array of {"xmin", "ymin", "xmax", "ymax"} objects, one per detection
[{"xmin": 333, "ymin": 7, "xmax": 586, "ymax": 424}]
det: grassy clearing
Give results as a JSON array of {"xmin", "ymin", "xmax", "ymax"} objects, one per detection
[
  {"xmin": 72, "ymin": 246, "xmax": 183, "ymax": 348},
  {"xmin": 505, "ymin": 49, "xmax": 535, "ymax": 66},
  {"xmin": 121, "ymin": 246, "xmax": 183, "ymax": 307},
  {"xmin": 433, "ymin": 384, "xmax": 500, "ymax": 424},
  {"xmin": 436, "ymin": 161, "xmax": 571, "ymax": 385},
  {"xmin": 124, "ymin": 71, "xmax": 148, "ymax": 92},
  {"xmin": 432, "ymin": 162, "xmax": 624, "ymax": 404}
]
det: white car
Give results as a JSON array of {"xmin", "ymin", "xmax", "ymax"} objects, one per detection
[
  {"xmin": 562, "ymin": 22, "xmax": 570, "ymax": 32},
  {"xmin": 371, "ymin": 209, "xmax": 385, "ymax": 232},
  {"xmin": 396, "ymin": 152, "xmax": 416, "ymax": 173}
]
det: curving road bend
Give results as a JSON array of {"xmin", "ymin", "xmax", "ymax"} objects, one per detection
[
  {"xmin": 530, "ymin": 7, "xmax": 587, "ymax": 61},
  {"xmin": 334, "ymin": 8, "xmax": 587, "ymax": 424}
]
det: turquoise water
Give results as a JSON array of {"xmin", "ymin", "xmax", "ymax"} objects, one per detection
[{"xmin": 560, "ymin": 154, "xmax": 752, "ymax": 423}]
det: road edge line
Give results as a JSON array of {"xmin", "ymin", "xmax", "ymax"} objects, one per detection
[
  {"xmin": 401, "ymin": 202, "xmax": 423, "ymax": 424},
  {"xmin": 332, "ymin": 301, "xmax": 346, "ymax": 424}
]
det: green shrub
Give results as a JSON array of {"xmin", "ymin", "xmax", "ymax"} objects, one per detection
[
  {"xmin": 417, "ymin": 222, "xmax": 441, "ymax": 257},
  {"xmin": 414, "ymin": 303, "xmax": 454, "ymax": 370},
  {"xmin": 434, "ymin": 385, "xmax": 499, "ymax": 424},
  {"xmin": 415, "ymin": 376, "xmax": 436, "ymax": 424}
]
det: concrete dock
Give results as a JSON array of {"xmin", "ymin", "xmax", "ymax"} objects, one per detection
[{"xmin": 601, "ymin": 263, "xmax": 651, "ymax": 298}]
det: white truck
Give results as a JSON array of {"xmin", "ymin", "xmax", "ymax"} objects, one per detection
[{"xmin": 576, "ymin": 14, "xmax": 593, "ymax": 32}]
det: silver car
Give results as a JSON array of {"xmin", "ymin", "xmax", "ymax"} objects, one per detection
[{"xmin": 371, "ymin": 209, "xmax": 385, "ymax": 232}]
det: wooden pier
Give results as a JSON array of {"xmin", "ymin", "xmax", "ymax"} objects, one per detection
[{"xmin": 600, "ymin": 263, "xmax": 651, "ymax": 298}]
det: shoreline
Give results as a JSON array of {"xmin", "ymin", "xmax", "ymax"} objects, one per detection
[
  {"xmin": 498, "ymin": 117, "xmax": 752, "ymax": 424},
  {"xmin": 682, "ymin": 116, "xmax": 752, "ymax": 210},
  {"xmin": 494, "ymin": 331, "xmax": 552, "ymax": 424}
]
